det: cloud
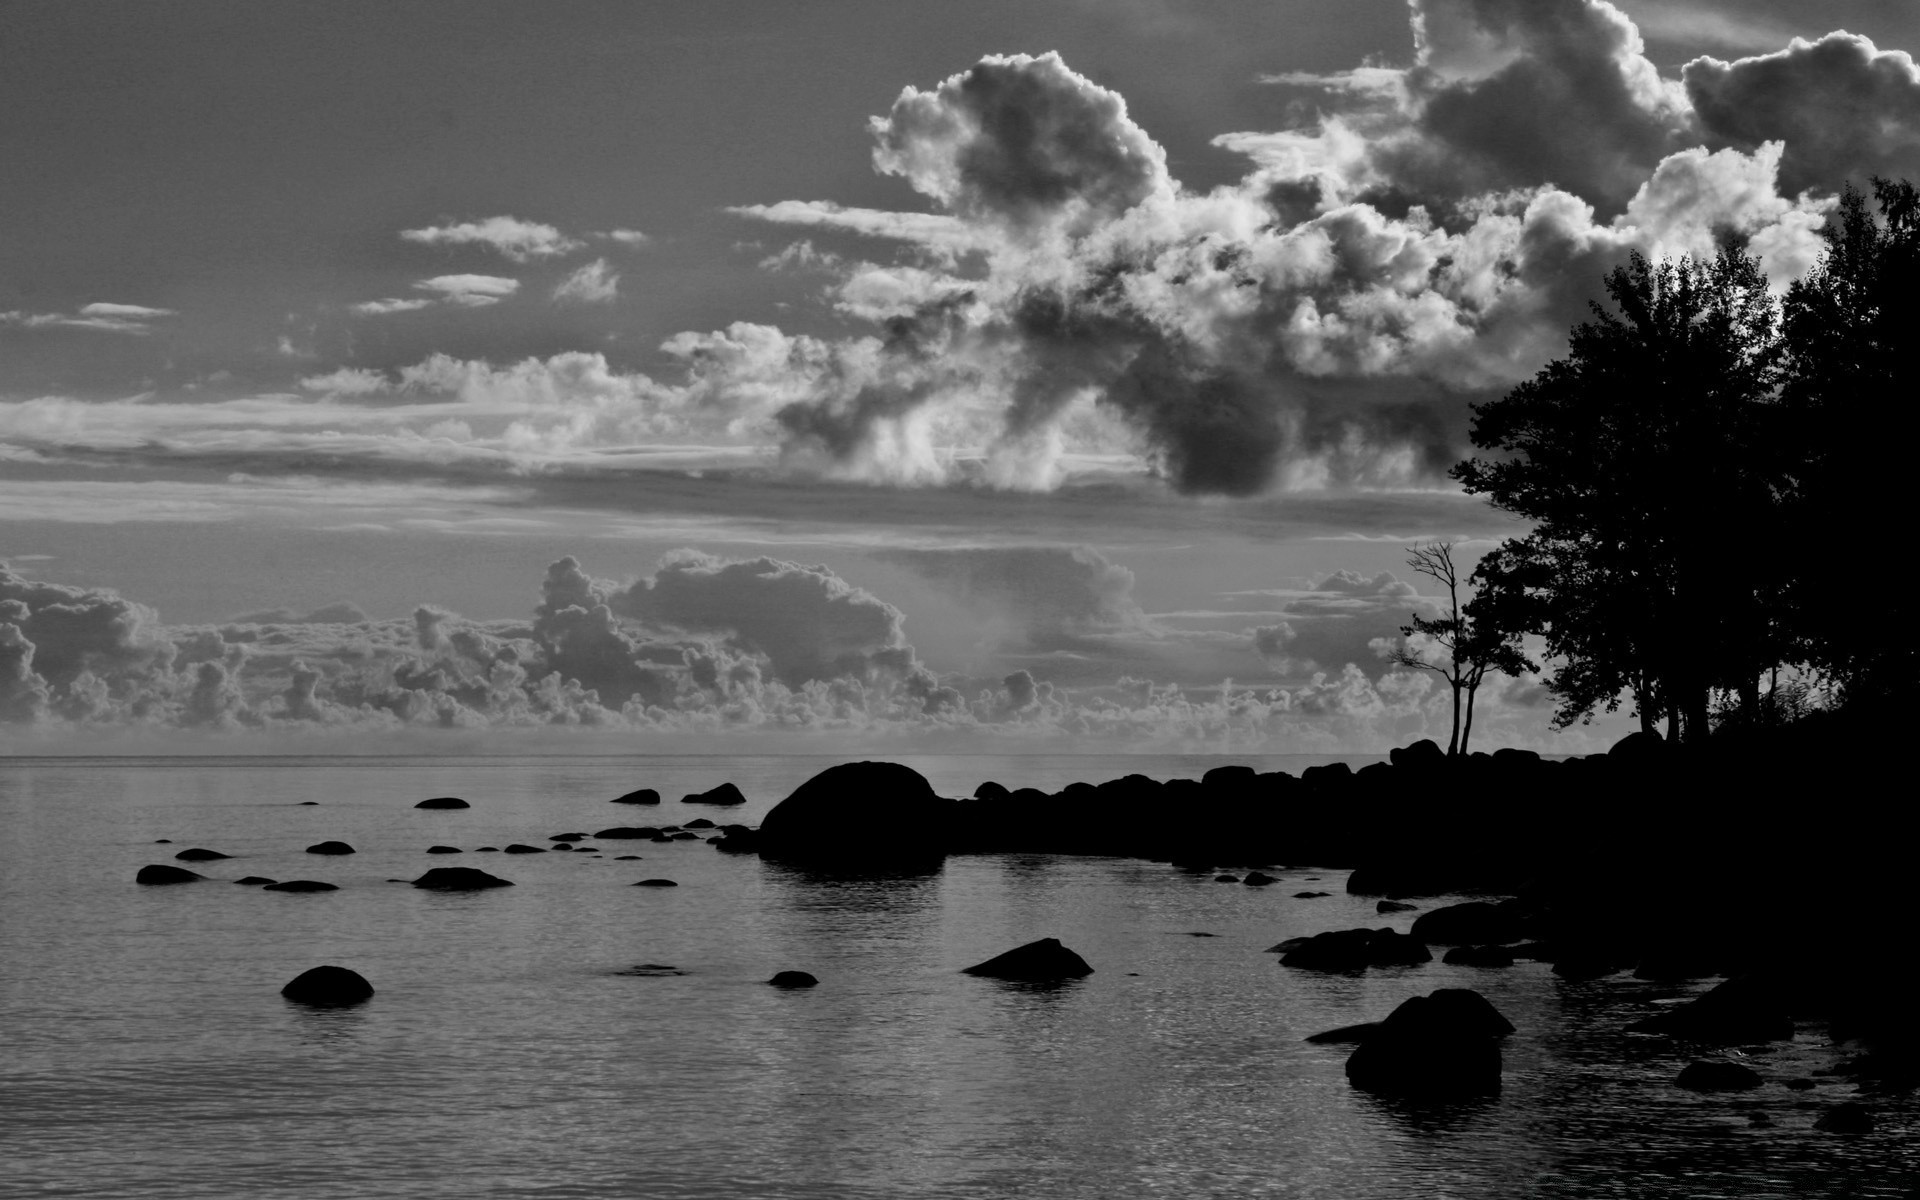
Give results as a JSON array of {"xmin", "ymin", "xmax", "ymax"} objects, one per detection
[
  {"xmin": 1685, "ymin": 32, "xmax": 1920, "ymax": 195},
  {"xmin": 599, "ymin": 229, "xmax": 651, "ymax": 247},
  {"xmin": 1248, "ymin": 569, "xmax": 1438, "ymax": 679},
  {"xmin": 553, "ymin": 258, "xmax": 619, "ymax": 304},
  {"xmin": 227, "ymin": 602, "xmax": 370, "ymax": 625},
  {"xmin": 413, "ymin": 274, "xmax": 520, "ymax": 307},
  {"xmin": 400, "ymin": 216, "xmax": 584, "ymax": 261},
  {"xmin": 873, "ymin": 544, "xmax": 1147, "ymax": 651},
  {"xmin": 350, "ymin": 297, "xmax": 434, "ymax": 317},
  {"xmin": 2, "ymin": 302, "xmax": 175, "ymax": 335}
]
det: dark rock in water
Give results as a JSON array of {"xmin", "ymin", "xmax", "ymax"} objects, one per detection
[
  {"xmin": 594, "ymin": 826, "xmax": 657, "ymax": 839},
  {"xmin": 1293, "ymin": 891, "xmax": 1331, "ymax": 898},
  {"xmin": 612, "ymin": 788, "xmax": 661, "ymax": 805},
  {"xmin": 1214, "ymin": 874, "xmax": 1240, "ymax": 883},
  {"xmin": 280, "ymin": 965, "xmax": 374, "ymax": 1006},
  {"xmin": 1783, "ymin": 1077, "xmax": 1817, "ymax": 1091},
  {"xmin": 684, "ymin": 818, "xmax": 716, "ymax": 829},
  {"xmin": 234, "ymin": 876, "xmax": 275, "ymax": 885},
  {"xmin": 550, "ymin": 844, "xmax": 573, "ymax": 851},
  {"xmin": 425, "ymin": 845, "xmax": 462, "ymax": 854},
  {"xmin": 974, "ymin": 781, "xmax": 1010, "ymax": 801},
  {"xmin": 768, "ymin": 971, "xmax": 818, "ymax": 988},
  {"xmin": 298, "ymin": 802, "xmax": 318, "ymax": 806},
  {"xmin": 670, "ymin": 831, "xmax": 701, "ymax": 840},
  {"xmin": 305, "ymin": 841, "xmax": 354, "ymax": 855},
  {"xmin": 136, "ymin": 864, "xmax": 205, "ymax": 885},
  {"xmin": 174, "ymin": 848, "xmax": 230, "ymax": 862},
  {"xmin": 962, "ymin": 937, "xmax": 1093, "ymax": 981},
  {"xmin": 632, "ymin": 878, "xmax": 678, "ymax": 887},
  {"xmin": 1281, "ymin": 927, "xmax": 1431, "ymax": 971},
  {"xmin": 1306, "ymin": 1022, "xmax": 1381, "ymax": 1044},
  {"xmin": 415, "ymin": 797, "xmax": 469, "ymax": 810},
  {"xmin": 1388, "ymin": 739, "xmax": 1447, "ymax": 771},
  {"xmin": 1411, "ymin": 901, "xmax": 1523, "ymax": 946},
  {"xmin": 1242, "ymin": 871, "xmax": 1278, "ymax": 887},
  {"xmin": 1377, "ymin": 900, "xmax": 1418, "ymax": 914},
  {"xmin": 613, "ymin": 963, "xmax": 684, "ymax": 976},
  {"xmin": 1814, "ymin": 1102, "xmax": 1875, "ymax": 1134},
  {"xmin": 683, "ymin": 782, "xmax": 746, "ymax": 806},
  {"xmin": 757, "ymin": 761, "xmax": 952, "ymax": 866},
  {"xmin": 412, "ymin": 867, "xmax": 513, "ymax": 890},
  {"xmin": 475, "ymin": 846, "xmax": 499, "ymax": 852},
  {"xmin": 1629, "ymin": 976, "xmax": 1794, "ymax": 1043},
  {"xmin": 614, "ymin": 855, "xmax": 642, "ymax": 861},
  {"xmin": 1185, "ymin": 932, "xmax": 1218, "ymax": 937},
  {"xmin": 264, "ymin": 880, "xmax": 338, "ymax": 892},
  {"xmin": 502, "ymin": 844, "xmax": 546, "ymax": 854},
  {"xmin": 711, "ymin": 826, "xmax": 759, "ymax": 853},
  {"xmin": 549, "ymin": 832, "xmax": 587, "ymax": 842},
  {"xmin": 1443, "ymin": 945, "xmax": 1515, "ymax": 968},
  {"xmin": 1345, "ymin": 989, "xmax": 1512, "ymax": 1096},
  {"xmin": 1675, "ymin": 1061, "xmax": 1763, "ymax": 1091},
  {"xmin": 155, "ymin": 839, "xmax": 172, "ymax": 844}
]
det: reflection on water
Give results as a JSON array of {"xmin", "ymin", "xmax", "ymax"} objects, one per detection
[{"xmin": 1, "ymin": 755, "xmax": 1916, "ymax": 1199}]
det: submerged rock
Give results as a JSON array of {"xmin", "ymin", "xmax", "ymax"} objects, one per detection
[
  {"xmin": 414, "ymin": 797, "xmax": 469, "ymax": 810},
  {"xmin": 683, "ymin": 782, "xmax": 746, "ymax": 806},
  {"xmin": 632, "ymin": 878, "xmax": 678, "ymax": 887},
  {"xmin": 425, "ymin": 845, "xmax": 462, "ymax": 854},
  {"xmin": 768, "ymin": 971, "xmax": 819, "ymax": 988},
  {"xmin": 411, "ymin": 867, "xmax": 513, "ymax": 890},
  {"xmin": 1280, "ymin": 927, "xmax": 1431, "ymax": 971},
  {"xmin": 1443, "ymin": 945, "xmax": 1515, "ymax": 968},
  {"xmin": 234, "ymin": 876, "xmax": 275, "ymax": 885},
  {"xmin": 1345, "ymin": 988, "xmax": 1512, "ymax": 1096},
  {"xmin": 594, "ymin": 826, "xmax": 656, "ymax": 839},
  {"xmin": 611, "ymin": 788, "xmax": 661, "ymax": 805},
  {"xmin": 281, "ymin": 965, "xmax": 374, "ymax": 1006},
  {"xmin": 1377, "ymin": 900, "xmax": 1418, "ymax": 914},
  {"xmin": 1675, "ymin": 1061, "xmax": 1763, "ymax": 1091},
  {"xmin": 136, "ymin": 864, "xmax": 205, "ymax": 885},
  {"xmin": 305, "ymin": 841, "xmax": 355, "ymax": 855},
  {"xmin": 961, "ymin": 937, "xmax": 1093, "ymax": 981},
  {"xmin": 264, "ymin": 880, "xmax": 338, "ymax": 892},
  {"xmin": 174, "ymin": 848, "xmax": 230, "ymax": 862},
  {"xmin": 1629, "ymin": 976, "xmax": 1794, "ymax": 1043}
]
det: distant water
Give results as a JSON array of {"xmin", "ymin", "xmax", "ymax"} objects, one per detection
[{"xmin": 2, "ymin": 754, "xmax": 1914, "ymax": 1199}]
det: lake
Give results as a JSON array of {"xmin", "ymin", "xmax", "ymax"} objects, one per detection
[{"xmin": 1, "ymin": 754, "xmax": 1912, "ymax": 1198}]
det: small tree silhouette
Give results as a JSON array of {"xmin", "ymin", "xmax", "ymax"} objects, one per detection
[{"xmin": 1387, "ymin": 541, "xmax": 1535, "ymax": 755}]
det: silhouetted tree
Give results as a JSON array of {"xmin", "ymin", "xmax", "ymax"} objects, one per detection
[
  {"xmin": 1387, "ymin": 540, "xmax": 1535, "ymax": 755},
  {"xmin": 1780, "ymin": 179, "xmax": 1920, "ymax": 711},
  {"xmin": 1456, "ymin": 248, "xmax": 1788, "ymax": 743}
]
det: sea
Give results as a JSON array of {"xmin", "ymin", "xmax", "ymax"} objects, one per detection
[{"xmin": 1, "ymin": 753, "xmax": 1914, "ymax": 1199}]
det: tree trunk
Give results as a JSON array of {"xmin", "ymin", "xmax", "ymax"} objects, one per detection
[
  {"xmin": 1447, "ymin": 680, "xmax": 1462, "ymax": 756},
  {"xmin": 1739, "ymin": 674, "xmax": 1760, "ymax": 725},
  {"xmin": 1460, "ymin": 680, "xmax": 1479, "ymax": 754}
]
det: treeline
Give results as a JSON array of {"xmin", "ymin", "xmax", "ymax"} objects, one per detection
[{"xmin": 1453, "ymin": 180, "xmax": 1919, "ymax": 745}]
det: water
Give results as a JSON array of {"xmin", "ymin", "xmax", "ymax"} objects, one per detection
[{"xmin": 2, "ymin": 754, "xmax": 1914, "ymax": 1198}]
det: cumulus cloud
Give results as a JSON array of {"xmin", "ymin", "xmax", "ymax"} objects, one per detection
[
  {"xmin": 414, "ymin": 274, "xmax": 520, "ymax": 307},
  {"xmin": 553, "ymin": 258, "xmax": 619, "ymax": 304},
  {"xmin": 227, "ymin": 602, "xmax": 370, "ymax": 625},
  {"xmin": 1248, "ymin": 569, "xmax": 1438, "ymax": 679},
  {"xmin": 874, "ymin": 544, "xmax": 1147, "ymax": 654},
  {"xmin": 400, "ymin": 216, "xmax": 584, "ymax": 261}
]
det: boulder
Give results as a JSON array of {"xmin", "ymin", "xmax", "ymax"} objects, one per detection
[
  {"xmin": 1814, "ymin": 1102, "xmax": 1874, "ymax": 1134},
  {"xmin": 973, "ymin": 781, "xmax": 1010, "ymax": 802},
  {"xmin": 961, "ymin": 937, "xmax": 1093, "ymax": 981},
  {"xmin": 1214, "ymin": 874, "xmax": 1240, "ymax": 883},
  {"xmin": 154, "ymin": 839, "xmax": 172, "ymax": 844},
  {"xmin": 684, "ymin": 818, "xmax": 716, "ymax": 829},
  {"xmin": 1442, "ymin": 945, "xmax": 1515, "ymax": 968},
  {"xmin": 1242, "ymin": 871, "xmax": 1278, "ymax": 887},
  {"xmin": 1280, "ymin": 927, "xmax": 1432, "ymax": 971},
  {"xmin": 632, "ymin": 878, "xmax": 679, "ymax": 887},
  {"xmin": 136, "ymin": 864, "xmax": 205, "ymax": 885},
  {"xmin": 611, "ymin": 788, "xmax": 661, "ymax": 805},
  {"xmin": 1411, "ymin": 901, "xmax": 1523, "ymax": 946},
  {"xmin": 768, "ymin": 971, "xmax": 819, "ymax": 988},
  {"xmin": 1293, "ymin": 891, "xmax": 1331, "ymax": 899},
  {"xmin": 1675, "ymin": 1061, "xmax": 1763, "ymax": 1091},
  {"xmin": 1345, "ymin": 989, "xmax": 1512, "ymax": 1096},
  {"xmin": 613, "ymin": 855, "xmax": 642, "ymax": 861},
  {"xmin": 414, "ymin": 797, "xmax": 469, "ymax": 810},
  {"xmin": 549, "ymin": 832, "xmax": 588, "ymax": 842},
  {"xmin": 280, "ymin": 965, "xmax": 374, "ymax": 1006},
  {"xmin": 234, "ymin": 876, "xmax": 275, "ymax": 885},
  {"xmin": 411, "ymin": 867, "xmax": 513, "ymax": 890},
  {"xmin": 1609, "ymin": 729, "xmax": 1666, "ymax": 762},
  {"xmin": 1305, "ymin": 1022, "xmax": 1380, "ymax": 1044},
  {"xmin": 502, "ymin": 844, "xmax": 546, "ymax": 854},
  {"xmin": 425, "ymin": 845, "xmax": 462, "ymax": 854},
  {"xmin": 1629, "ymin": 976, "xmax": 1794, "ymax": 1043},
  {"xmin": 263, "ymin": 880, "xmax": 338, "ymax": 892},
  {"xmin": 1388, "ymin": 739, "xmax": 1447, "ymax": 771},
  {"xmin": 594, "ymin": 826, "xmax": 657, "ymax": 839},
  {"xmin": 683, "ymin": 782, "xmax": 746, "ymax": 806},
  {"xmin": 670, "ymin": 832, "xmax": 701, "ymax": 840},
  {"xmin": 174, "ymin": 848, "xmax": 230, "ymax": 862},
  {"xmin": 305, "ymin": 841, "xmax": 354, "ymax": 855},
  {"xmin": 757, "ymin": 761, "xmax": 953, "ymax": 865}
]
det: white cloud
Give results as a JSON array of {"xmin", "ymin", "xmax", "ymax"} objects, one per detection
[
  {"xmin": 400, "ymin": 216, "xmax": 583, "ymax": 261},
  {"xmin": 2, "ymin": 302, "xmax": 175, "ymax": 335},
  {"xmin": 413, "ymin": 274, "xmax": 520, "ymax": 307},
  {"xmin": 349, "ymin": 297, "xmax": 434, "ymax": 317},
  {"xmin": 552, "ymin": 258, "xmax": 619, "ymax": 304},
  {"xmin": 78, "ymin": 302, "xmax": 175, "ymax": 319},
  {"xmin": 600, "ymin": 229, "xmax": 651, "ymax": 247}
]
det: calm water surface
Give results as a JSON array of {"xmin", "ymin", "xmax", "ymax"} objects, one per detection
[{"xmin": 1, "ymin": 754, "xmax": 1913, "ymax": 1198}]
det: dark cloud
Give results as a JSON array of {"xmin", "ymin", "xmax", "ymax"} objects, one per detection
[
  {"xmin": 873, "ymin": 544, "xmax": 1143, "ymax": 644},
  {"xmin": 227, "ymin": 601, "xmax": 370, "ymax": 625},
  {"xmin": 1686, "ymin": 31, "xmax": 1920, "ymax": 194},
  {"xmin": 1250, "ymin": 569, "xmax": 1437, "ymax": 679}
]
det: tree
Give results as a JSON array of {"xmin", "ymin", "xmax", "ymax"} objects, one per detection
[
  {"xmin": 1454, "ymin": 247, "xmax": 1789, "ymax": 743},
  {"xmin": 1387, "ymin": 540, "xmax": 1535, "ymax": 755}
]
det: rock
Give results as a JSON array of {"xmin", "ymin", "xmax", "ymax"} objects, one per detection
[
  {"xmin": 613, "ymin": 963, "xmax": 684, "ymax": 976},
  {"xmin": 1293, "ymin": 891, "xmax": 1331, "ymax": 898},
  {"xmin": 670, "ymin": 832, "xmax": 700, "ymax": 840},
  {"xmin": 297, "ymin": 801, "xmax": 318, "ymax": 806},
  {"xmin": 1306, "ymin": 1022, "xmax": 1381, "ymax": 1044},
  {"xmin": 502, "ymin": 844, "xmax": 546, "ymax": 854},
  {"xmin": 1675, "ymin": 1061, "xmax": 1763, "ymax": 1091},
  {"xmin": 1242, "ymin": 871, "xmax": 1278, "ymax": 886},
  {"xmin": 1388, "ymin": 739, "xmax": 1447, "ymax": 771},
  {"xmin": 1377, "ymin": 900, "xmax": 1417, "ymax": 914},
  {"xmin": 1214, "ymin": 874, "xmax": 1240, "ymax": 883},
  {"xmin": 614, "ymin": 855, "xmax": 642, "ymax": 861},
  {"xmin": 1783, "ymin": 1077, "xmax": 1817, "ymax": 1091},
  {"xmin": 612, "ymin": 788, "xmax": 661, "ymax": 805},
  {"xmin": 594, "ymin": 826, "xmax": 656, "ymax": 839},
  {"xmin": 974, "ymin": 781, "xmax": 1010, "ymax": 801},
  {"xmin": 1814, "ymin": 1102, "xmax": 1874, "ymax": 1134},
  {"xmin": 768, "ymin": 971, "xmax": 818, "ymax": 988},
  {"xmin": 1551, "ymin": 950, "xmax": 1624, "ymax": 981},
  {"xmin": 1629, "ymin": 976, "xmax": 1794, "ymax": 1043},
  {"xmin": 549, "ymin": 832, "xmax": 588, "ymax": 842},
  {"xmin": 1443, "ymin": 945, "xmax": 1515, "ymax": 968},
  {"xmin": 684, "ymin": 818, "xmax": 716, "ymax": 829},
  {"xmin": 475, "ymin": 846, "xmax": 499, "ymax": 852},
  {"xmin": 411, "ymin": 867, "xmax": 513, "ymax": 890},
  {"xmin": 280, "ymin": 965, "xmax": 374, "ymax": 1006},
  {"xmin": 961, "ymin": 937, "xmax": 1093, "ymax": 981},
  {"xmin": 305, "ymin": 841, "xmax": 354, "ymax": 855},
  {"xmin": 263, "ymin": 880, "xmax": 338, "ymax": 892},
  {"xmin": 1345, "ymin": 989, "xmax": 1512, "ymax": 1096},
  {"xmin": 1280, "ymin": 927, "xmax": 1432, "ymax": 971},
  {"xmin": 425, "ymin": 845, "xmax": 462, "ymax": 854},
  {"xmin": 173, "ymin": 848, "xmax": 230, "ymax": 862},
  {"xmin": 1411, "ymin": 901, "xmax": 1523, "ymax": 946},
  {"xmin": 757, "ymin": 761, "xmax": 953, "ymax": 865},
  {"xmin": 632, "ymin": 878, "xmax": 679, "ymax": 887},
  {"xmin": 154, "ymin": 839, "xmax": 172, "ymax": 844},
  {"xmin": 550, "ymin": 844, "xmax": 573, "ymax": 851},
  {"xmin": 683, "ymin": 782, "xmax": 746, "ymax": 806},
  {"xmin": 234, "ymin": 876, "xmax": 275, "ymax": 885},
  {"xmin": 414, "ymin": 797, "xmax": 469, "ymax": 810},
  {"xmin": 1609, "ymin": 729, "xmax": 1666, "ymax": 761},
  {"xmin": 136, "ymin": 864, "xmax": 205, "ymax": 884}
]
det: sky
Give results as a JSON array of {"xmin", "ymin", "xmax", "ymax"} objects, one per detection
[{"xmin": 4, "ymin": 0, "xmax": 1919, "ymax": 752}]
